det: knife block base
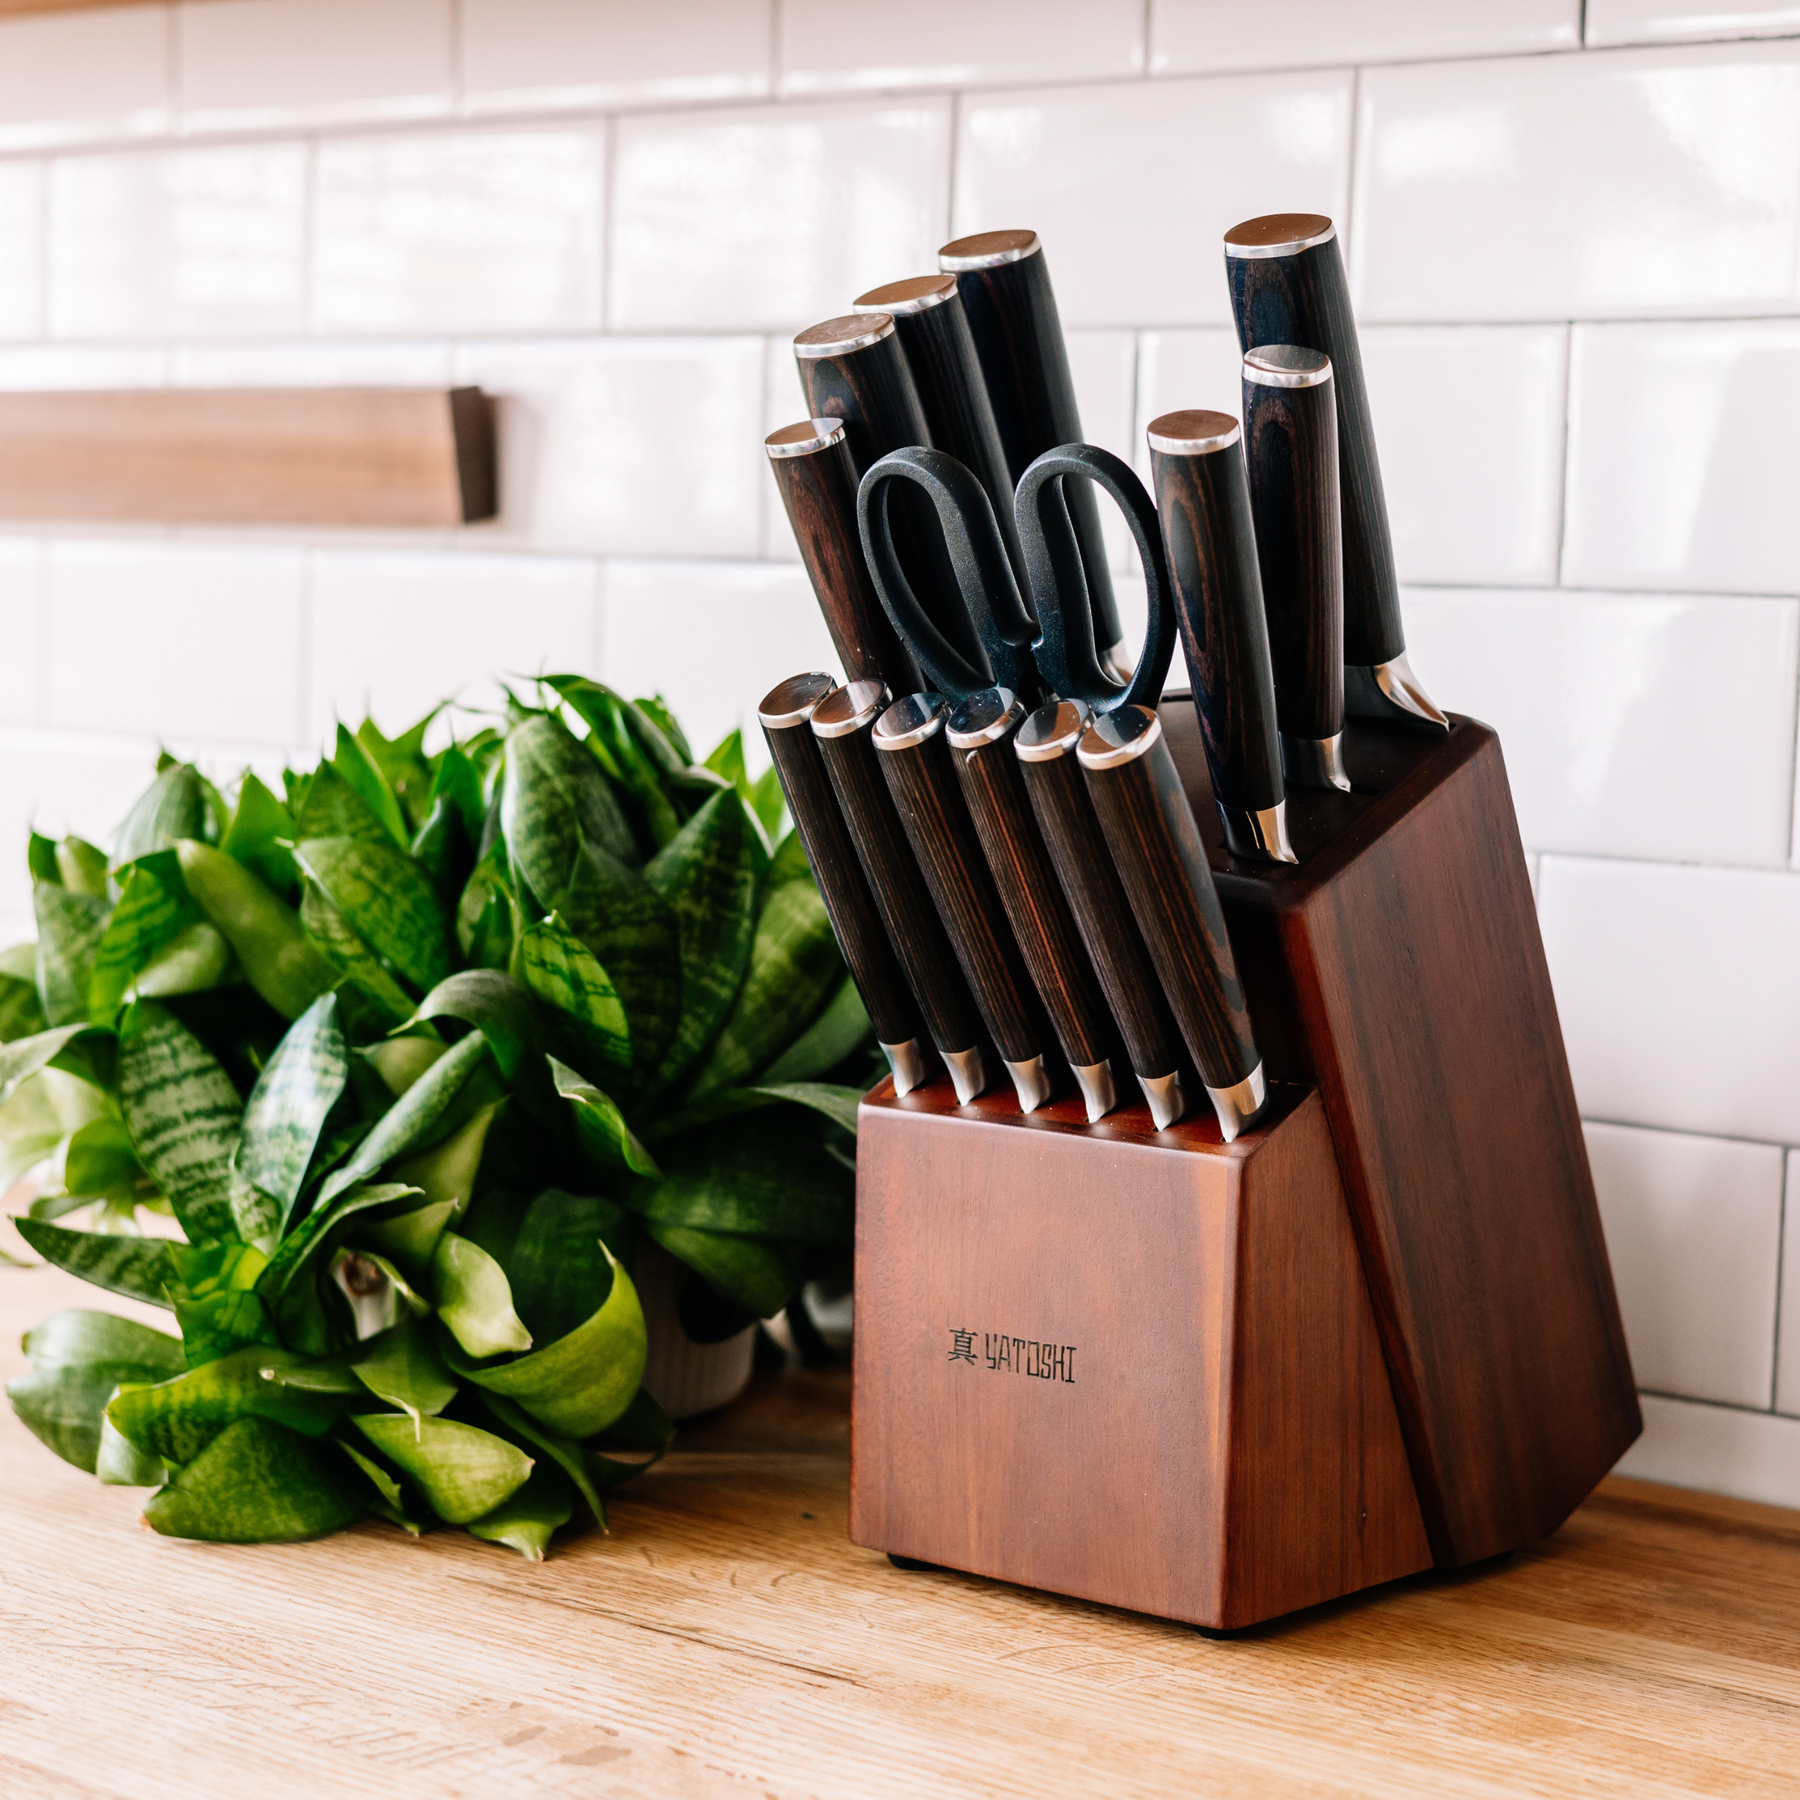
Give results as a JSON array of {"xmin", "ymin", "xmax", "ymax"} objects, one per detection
[{"xmin": 850, "ymin": 1083, "xmax": 1435, "ymax": 1631}]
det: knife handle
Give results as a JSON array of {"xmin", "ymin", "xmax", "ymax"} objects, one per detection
[
  {"xmin": 872, "ymin": 692, "xmax": 1055, "ymax": 1112},
  {"xmin": 1241, "ymin": 348, "xmax": 1348, "ymax": 792},
  {"xmin": 939, "ymin": 229, "xmax": 1126, "ymax": 676},
  {"xmin": 795, "ymin": 313, "xmax": 988, "ymax": 675},
  {"xmin": 1224, "ymin": 215, "xmax": 1403, "ymax": 669},
  {"xmin": 759, "ymin": 673, "xmax": 931, "ymax": 1092},
  {"xmin": 1076, "ymin": 705, "xmax": 1265, "ymax": 1141},
  {"xmin": 812, "ymin": 680, "xmax": 988, "ymax": 1101},
  {"xmin": 1014, "ymin": 700, "xmax": 1186, "ymax": 1105},
  {"xmin": 766, "ymin": 422, "xmax": 922, "ymax": 697},
  {"xmin": 946, "ymin": 688, "xmax": 1118, "ymax": 1116},
  {"xmin": 854, "ymin": 275, "xmax": 1028, "ymax": 601},
  {"xmin": 1148, "ymin": 410, "xmax": 1293, "ymax": 864}
]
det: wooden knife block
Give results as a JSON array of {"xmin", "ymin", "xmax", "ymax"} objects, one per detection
[{"xmin": 849, "ymin": 709, "xmax": 1641, "ymax": 1630}]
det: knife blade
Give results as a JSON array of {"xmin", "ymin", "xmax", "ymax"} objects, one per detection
[
  {"xmin": 872, "ymin": 690, "xmax": 1056, "ymax": 1114},
  {"xmin": 1241, "ymin": 347, "xmax": 1350, "ymax": 793},
  {"xmin": 938, "ymin": 228, "xmax": 1129, "ymax": 683},
  {"xmin": 758, "ymin": 672, "xmax": 933, "ymax": 1096},
  {"xmin": 1076, "ymin": 704, "xmax": 1266, "ymax": 1142},
  {"xmin": 945, "ymin": 686, "xmax": 1119, "ymax": 1122},
  {"xmin": 794, "ymin": 312, "xmax": 988, "ymax": 675},
  {"xmin": 811, "ymin": 679, "xmax": 990, "ymax": 1105},
  {"xmin": 1015, "ymin": 698, "xmax": 1189, "ymax": 1129},
  {"xmin": 852, "ymin": 274, "xmax": 1028, "ymax": 599},
  {"xmin": 766, "ymin": 421, "xmax": 922, "ymax": 697},
  {"xmin": 1224, "ymin": 213, "xmax": 1446, "ymax": 732},
  {"xmin": 1147, "ymin": 409, "xmax": 1296, "ymax": 864}
]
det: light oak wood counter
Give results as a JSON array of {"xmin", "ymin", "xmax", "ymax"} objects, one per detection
[{"xmin": 3, "ymin": 1259, "xmax": 1798, "ymax": 1798}]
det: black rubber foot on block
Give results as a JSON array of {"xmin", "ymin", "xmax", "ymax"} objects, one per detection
[{"xmin": 887, "ymin": 1553, "xmax": 944, "ymax": 1572}]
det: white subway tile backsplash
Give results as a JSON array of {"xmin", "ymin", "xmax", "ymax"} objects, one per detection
[
  {"xmin": 779, "ymin": 0, "xmax": 1143, "ymax": 96},
  {"xmin": 1777, "ymin": 1152, "xmax": 1800, "ymax": 1414},
  {"xmin": 1404, "ymin": 589, "xmax": 1798, "ymax": 863},
  {"xmin": 602, "ymin": 560, "xmax": 837, "ymax": 769},
  {"xmin": 1354, "ymin": 43, "xmax": 1800, "ymax": 321},
  {"xmin": 610, "ymin": 99, "xmax": 951, "ymax": 334},
  {"xmin": 762, "ymin": 335, "xmax": 808, "ymax": 565},
  {"xmin": 179, "ymin": 0, "xmax": 452, "ymax": 134},
  {"xmin": 0, "ymin": 541, "xmax": 44, "ymax": 726},
  {"xmin": 173, "ymin": 340, "xmax": 453, "ymax": 388},
  {"xmin": 314, "ymin": 127, "xmax": 604, "ymax": 336},
  {"xmin": 1617, "ymin": 1393, "xmax": 1800, "ymax": 1509},
  {"xmin": 1363, "ymin": 325, "xmax": 1567, "ymax": 587},
  {"xmin": 956, "ymin": 74, "xmax": 1351, "ymax": 329},
  {"xmin": 1134, "ymin": 328, "xmax": 1246, "ymax": 462},
  {"xmin": 461, "ymin": 0, "xmax": 772, "ymax": 116},
  {"xmin": 1152, "ymin": 0, "xmax": 1579, "ymax": 73},
  {"xmin": 1564, "ymin": 322, "xmax": 1800, "ymax": 597},
  {"xmin": 1588, "ymin": 1121, "xmax": 1782, "ymax": 1407},
  {"xmin": 1540, "ymin": 857, "xmax": 1800, "ymax": 1143},
  {"xmin": 456, "ymin": 336, "xmax": 766, "ymax": 557},
  {"xmin": 46, "ymin": 541, "xmax": 304, "ymax": 745},
  {"xmin": 0, "ymin": 161, "xmax": 43, "ymax": 341},
  {"xmin": 1065, "ymin": 329, "xmax": 1139, "ymax": 573},
  {"xmin": 1587, "ymin": 0, "xmax": 1800, "ymax": 47},
  {"xmin": 49, "ymin": 144, "xmax": 307, "ymax": 340},
  {"xmin": 0, "ymin": 6, "xmax": 171, "ymax": 151},
  {"xmin": 308, "ymin": 550, "xmax": 599, "ymax": 749},
  {"xmin": 0, "ymin": 345, "xmax": 169, "ymax": 390}
]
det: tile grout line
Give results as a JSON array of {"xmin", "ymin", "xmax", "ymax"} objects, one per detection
[
  {"xmin": 1773, "ymin": 1152, "xmax": 1790, "ymax": 1411},
  {"xmin": 1551, "ymin": 320, "xmax": 1574, "ymax": 588},
  {"xmin": 1582, "ymin": 1114, "xmax": 1800, "ymax": 1154}
]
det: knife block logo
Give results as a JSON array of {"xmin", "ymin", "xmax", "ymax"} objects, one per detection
[{"xmin": 947, "ymin": 1326, "xmax": 1076, "ymax": 1382}]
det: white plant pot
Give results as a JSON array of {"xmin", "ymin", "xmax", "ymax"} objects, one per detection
[{"xmin": 634, "ymin": 1238, "xmax": 757, "ymax": 1420}]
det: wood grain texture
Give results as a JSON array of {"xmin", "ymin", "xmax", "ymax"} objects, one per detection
[
  {"xmin": 876, "ymin": 719, "xmax": 1048, "ymax": 1067},
  {"xmin": 814, "ymin": 700, "xmax": 985, "ymax": 1059},
  {"xmin": 1, "ymin": 1259, "xmax": 1799, "ymax": 1799},
  {"xmin": 950, "ymin": 715, "xmax": 1117, "ymax": 1071},
  {"xmin": 1152, "ymin": 433, "xmax": 1285, "ymax": 815},
  {"xmin": 853, "ymin": 1081, "xmax": 1432, "ymax": 1627},
  {"xmin": 1243, "ymin": 368, "xmax": 1343, "ymax": 745},
  {"xmin": 0, "ymin": 387, "xmax": 495, "ymax": 526},
  {"xmin": 1227, "ymin": 226, "xmax": 1406, "ymax": 668},
  {"xmin": 1018, "ymin": 730, "xmax": 1186, "ymax": 1084},
  {"xmin": 1158, "ymin": 698, "xmax": 1642, "ymax": 1567},
  {"xmin": 762, "ymin": 699, "xmax": 923, "ymax": 1050},
  {"xmin": 768, "ymin": 432, "xmax": 922, "ymax": 694}
]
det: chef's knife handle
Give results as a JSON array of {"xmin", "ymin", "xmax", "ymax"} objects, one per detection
[
  {"xmin": 1077, "ymin": 706, "xmax": 1263, "ymax": 1138},
  {"xmin": 1241, "ymin": 350, "xmax": 1346, "ymax": 778},
  {"xmin": 766, "ymin": 423, "xmax": 921, "ymax": 697},
  {"xmin": 1014, "ymin": 443, "xmax": 1177, "ymax": 713}
]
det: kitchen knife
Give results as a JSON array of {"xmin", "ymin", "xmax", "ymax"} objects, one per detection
[
  {"xmin": 812, "ymin": 680, "xmax": 990, "ymax": 1105},
  {"xmin": 1015, "ymin": 698, "xmax": 1189, "ymax": 1129},
  {"xmin": 758, "ymin": 672, "xmax": 933, "ymax": 1095},
  {"xmin": 1224, "ymin": 213, "xmax": 1446, "ymax": 731},
  {"xmin": 938, "ymin": 229, "xmax": 1129, "ymax": 683},
  {"xmin": 852, "ymin": 274, "xmax": 1028, "ymax": 599},
  {"xmin": 766, "ymin": 421, "xmax": 922, "ymax": 697},
  {"xmin": 945, "ymin": 686, "xmax": 1119, "ymax": 1122},
  {"xmin": 794, "ymin": 313, "xmax": 988, "ymax": 674},
  {"xmin": 873, "ymin": 691, "xmax": 1056, "ymax": 1114},
  {"xmin": 1076, "ymin": 704, "xmax": 1266, "ymax": 1142},
  {"xmin": 1240, "ymin": 347, "xmax": 1350, "ymax": 792},
  {"xmin": 1147, "ymin": 409, "xmax": 1296, "ymax": 864}
]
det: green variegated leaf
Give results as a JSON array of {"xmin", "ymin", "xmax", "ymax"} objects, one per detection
[
  {"xmin": 176, "ymin": 840, "xmax": 337, "ymax": 1022},
  {"xmin": 351, "ymin": 1317, "xmax": 458, "ymax": 1430},
  {"xmin": 117, "ymin": 1000, "xmax": 242, "ymax": 1244},
  {"xmin": 768, "ymin": 827, "xmax": 812, "ymax": 885},
  {"xmin": 9, "ymin": 1363, "xmax": 148, "ymax": 1471},
  {"xmin": 143, "ymin": 1417, "xmax": 366, "ymax": 1543},
  {"xmin": 295, "ymin": 836, "xmax": 453, "ymax": 997},
  {"xmin": 0, "ymin": 1024, "xmax": 108, "ymax": 1109},
  {"xmin": 643, "ymin": 1079, "xmax": 863, "ymax": 1144},
  {"xmin": 27, "ymin": 832, "xmax": 58, "ymax": 886},
  {"xmin": 60, "ymin": 1116, "xmax": 146, "ymax": 1203},
  {"xmin": 630, "ymin": 691, "xmax": 692, "ymax": 765},
  {"xmin": 502, "ymin": 712, "xmax": 640, "ymax": 901},
  {"xmin": 0, "ymin": 971, "xmax": 48, "ymax": 1042},
  {"xmin": 518, "ymin": 911, "xmax": 632, "ymax": 1084},
  {"xmin": 257, "ymin": 1182, "xmax": 422, "ymax": 1353},
  {"xmin": 133, "ymin": 921, "xmax": 236, "ymax": 998},
  {"xmin": 385, "ymin": 1100, "xmax": 500, "ymax": 1222},
  {"xmin": 750, "ymin": 765, "xmax": 787, "ymax": 841},
  {"xmin": 357, "ymin": 1196, "xmax": 460, "ymax": 1285},
  {"xmin": 455, "ymin": 842, "xmax": 518, "ymax": 973},
  {"xmin": 466, "ymin": 1463, "xmax": 573, "ymax": 1560},
  {"xmin": 336, "ymin": 1437, "xmax": 431, "ymax": 1535},
  {"xmin": 298, "ymin": 880, "xmax": 414, "ymax": 1031},
  {"xmin": 175, "ymin": 1288, "xmax": 279, "ymax": 1367},
  {"xmin": 292, "ymin": 762, "xmax": 391, "ymax": 847},
  {"xmin": 108, "ymin": 1344, "xmax": 349, "ymax": 1464},
  {"xmin": 703, "ymin": 728, "xmax": 746, "ymax": 792},
  {"xmin": 219, "ymin": 772, "xmax": 298, "ymax": 897},
  {"xmin": 23, "ymin": 1308, "xmax": 185, "ymax": 1374},
  {"xmin": 113, "ymin": 763, "xmax": 206, "ymax": 864},
  {"xmin": 558, "ymin": 684, "xmax": 681, "ymax": 852},
  {"xmin": 433, "ymin": 1232, "xmax": 531, "ymax": 1357},
  {"xmin": 354, "ymin": 1412, "xmax": 532, "ymax": 1525},
  {"xmin": 55, "ymin": 837, "xmax": 110, "ymax": 897},
  {"xmin": 633, "ymin": 1115, "xmax": 853, "ymax": 1249},
  {"xmin": 506, "ymin": 1186, "xmax": 632, "ymax": 1346},
  {"xmin": 96, "ymin": 1400, "xmax": 168, "ymax": 1486},
  {"xmin": 237, "ymin": 992, "xmax": 348, "ymax": 1227},
  {"xmin": 475, "ymin": 1391, "xmax": 602, "ymax": 1522},
  {"xmin": 551, "ymin": 1059, "xmax": 659, "ymax": 1178},
  {"xmin": 11, "ymin": 1217, "xmax": 176, "ymax": 1308},
  {"xmin": 88, "ymin": 852, "xmax": 201, "ymax": 1023},
  {"xmin": 356, "ymin": 712, "xmax": 439, "ymax": 833},
  {"xmin": 757, "ymin": 975, "xmax": 872, "ymax": 1084},
  {"xmin": 332, "ymin": 722, "xmax": 410, "ymax": 849},
  {"xmin": 411, "ymin": 744, "xmax": 480, "ymax": 904},
  {"xmin": 34, "ymin": 884, "xmax": 111, "ymax": 1027},
  {"xmin": 407, "ymin": 972, "xmax": 556, "ymax": 1123},
  {"xmin": 643, "ymin": 1222, "xmax": 804, "ymax": 1319}
]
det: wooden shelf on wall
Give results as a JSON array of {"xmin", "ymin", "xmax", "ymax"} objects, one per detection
[{"xmin": 0, "ymin": 387, "xmax": 498, "ymax": 527}]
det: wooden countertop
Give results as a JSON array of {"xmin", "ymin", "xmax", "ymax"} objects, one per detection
[{"xmin": 4, "ymin": 1260, "xmax": 1800, "ymax": 1798}]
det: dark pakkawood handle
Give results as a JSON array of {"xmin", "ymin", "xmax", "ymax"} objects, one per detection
[
  {"xmin": 1080, "ymin": 722, "xmax": 1258, "ymax": 1092},
  {"xmin": 1151, "ymin": 433, "xmax": 1284, "ymax": 814},
  {"xmin": 797, "ymin": 328, "xmax": 987, "ymax": 673},
  {"xmin": 1227, "ymin": 233, "xmax": 1404, "ymax": 668},
  {"xmin": 813, "ymin": 717, "xmax": 985, "ymax": 1058},
  {"xmin": 767, "ymin": 427, "xmax": 921, "ymax": 696},
  {"xmin": 876, "ymin": 731, "xmax": 1047, "ymax": 1066},
  {"xmin": 1017, "ymin": 742, "xmax": 1184, "ymax": 1083},
  {"xmin": 952, "ymin": 721, "xmax": 1116, "ymax": 1071},
  {"xmin": 762, "ymin": 705, "xmax": 922, "ymax": 1050},
  {"xmin": 1242, "ymin": 365, "xmax": 1342, "ymax": 742},
  {"xmin": 945, "ymin": 238, "xmax": 1124, "ymax": 663}
]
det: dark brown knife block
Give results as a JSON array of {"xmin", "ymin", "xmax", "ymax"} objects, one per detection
[{"xmin": 849, "ymin": 707, "xmax": 1641, "ymax": 1630}]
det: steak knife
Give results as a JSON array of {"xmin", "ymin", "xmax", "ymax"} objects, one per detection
[{"xmin": 1224, "ymin": 213, "xmax": 1446, "ymax": 731}]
